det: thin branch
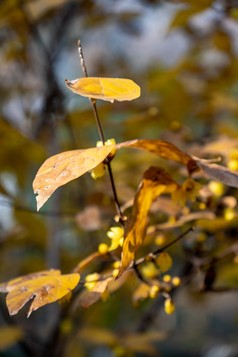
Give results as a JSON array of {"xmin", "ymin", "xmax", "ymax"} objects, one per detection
[
  {"xmin": 77, "ymin": 40, "xmax": 123, "ymax": 221},
  {"xmin": 134, "ymin": 226, "xmax": 194, "ymax": 268}
]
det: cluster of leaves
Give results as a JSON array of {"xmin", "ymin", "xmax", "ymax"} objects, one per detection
[
  {"xmin": 1, "ymin": 68, "xmax": 238, "ymax": 321},
  {"xmin": 1, "ymin": 0, "xmax": 238, "ymax": 356}
]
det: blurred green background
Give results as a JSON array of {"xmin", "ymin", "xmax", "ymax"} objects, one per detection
[{"xmin": 1, "ymin": 0, "xmax": 238, "ymax": 356}]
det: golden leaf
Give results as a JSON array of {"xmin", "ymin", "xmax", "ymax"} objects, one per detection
[
  {"xmin": 156, "ymin": 252, "xmax": 173, "ymax": 273},
  {"xmin": 33, "ymin": 145, "xmax": 114, "ymax": 211},
  {"xmin": 65, "ymin": 77, "xmax": 140, "ymax": 102},
  {"xmin": 0, "ymin": 270, "xmax": 80, "ymax": 317},
  {"xmin": 118, "ymin": 167, "xmax": 178, "ymax": 277}
]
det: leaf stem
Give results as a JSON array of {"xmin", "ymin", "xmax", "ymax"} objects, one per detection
[{"xmin": 78, "ymin": 40, "xmax": 123, "ymax": 221}]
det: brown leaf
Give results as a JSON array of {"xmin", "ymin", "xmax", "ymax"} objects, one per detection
[
  {"xmin": 33, "ymin": 145, "xmax": 114, "ymax": 211},
  {"xmin": 0, "ymin": 270, "xmax": 80, "ymax": 317},
  {"xmin": 118, "ymin": 167, "xmax": 178, "ymax": 277},
  {"xmin": 75, "ymin": 277, "xmax": 113, "ymax": 309},
  {"xmin": 193, "ymin": 156, "xmax": 238, "ymax": 188},
  {"xmin": 76, "ymin": 205, "xmax": 102, "ymax": 231},
  {"xmin": 117, "ymin": 139, "xmax": 197, "ymax": 174}
]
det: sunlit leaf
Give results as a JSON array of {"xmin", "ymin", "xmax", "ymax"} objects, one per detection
[
  {"xmin": 65, "ymin": 77, "xmax": 140, "ymax": 102},
  {"xmin": 33, "ymin": 145, "xmax": 114, "ymax": 211},
  {"xmin": 0, "ymin": 270, "xmax": 80, "ymax": 317},
  {"xmin": 118, "ymin": 167, "xmax": 178, "ymax": 277}
]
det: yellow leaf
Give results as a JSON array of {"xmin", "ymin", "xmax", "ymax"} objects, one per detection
[
  {"xmin": 33, "ymin": 145, "xmax": 114, "ymax": 211},
  {"xmin": 0, "ymin": 270, "xmax": 80, "ymax": 317},
  {"xmin": 156, "ymin": 252, "xmax": 173, "ymax": 273},
  {"xmin": 118, "ymin": 167, "xmax": 178, "ymax": 277},
  {"xmin": 132, "ymin": 282, "xmax": 151, "ymax": 303},
  {"xmin": 65, "ymin": 77, "xmax": 140, "ymax": 102},
  {"xmin": 171, "ymin": 178, "xmax": 202, "ymax": 206}
]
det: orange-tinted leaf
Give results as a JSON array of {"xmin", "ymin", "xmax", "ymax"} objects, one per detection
[
  {"xmin": 33, "ymin": 145, "xmax": 114, "ymax": 211},
  {"xmin": 75, "ymin": 277, "xmax": 113, "ymax": 309},
  {"xmin": 117, "ymin": 139, "xmax": 198, "ymax": 174},
  {"xmin": 65, "ymin": 77, "xmax": 140, "ymax": 102},
  {"xmin": 118, "ymin": 167, "xmax": 178, "ymax": 276},
  {"xmin": 0, "ymin": 270, "xmax": 80, "ymax": 317}
]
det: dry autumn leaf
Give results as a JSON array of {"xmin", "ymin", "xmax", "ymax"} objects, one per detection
[
  {"xmin": 193, "ymin": 156, "xmax": 238, "ymax": 188},
  {"xmin": 33, "ymin": 145, "xmax": 114, "ymax": 211},
  {"xmin": 117, "ymin": 139, "xmax": 238, "ymax": 187},
  {"xmin": 73, "ymin": 276, "xmax": 113, "ymax": 309},
  {"xmin": 116, "ymin": 139, "xmax": 198, "ymax": 174},
  {"xmin": 65, "ymin": 77, "xmax": 140, "ymax": 102},
  {"xmin": 0, "ymin": 270, "xmax": 80, "ymax": 317},
  {"xmin": 118, "ymin": 167, "xmax": 178, "ymax": 277}
]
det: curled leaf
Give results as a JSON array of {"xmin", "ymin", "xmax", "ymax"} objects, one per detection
[
  {"xmin": 193, "ymin": 156, "xmax": 238, "ymax": 188},
  {"xmin": 65, "ymin": 77, "xmax": 140, "ymax": 102},
  {"xmin": 0, "ymin": 270, "xmax": 80, "ymax": 317},
  {"xmin": 33, "ymin": 145, "xmax": 114, "ymax": 211},
  {"xmin": 118, "ymin": 167, "xmax": 178, "ymax": 277},
  {"xmin": 117, "ymin": 139, "xmax": 198, "ymax": 174}
]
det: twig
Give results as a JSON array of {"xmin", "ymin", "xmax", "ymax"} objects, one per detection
[
  {"xmin": 134, "ymin": 226, "xmax": 194, "ymax": 268},
  {"xmin": 77, "ymin": 40, "xmax": 123, "ymax": 221}
]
